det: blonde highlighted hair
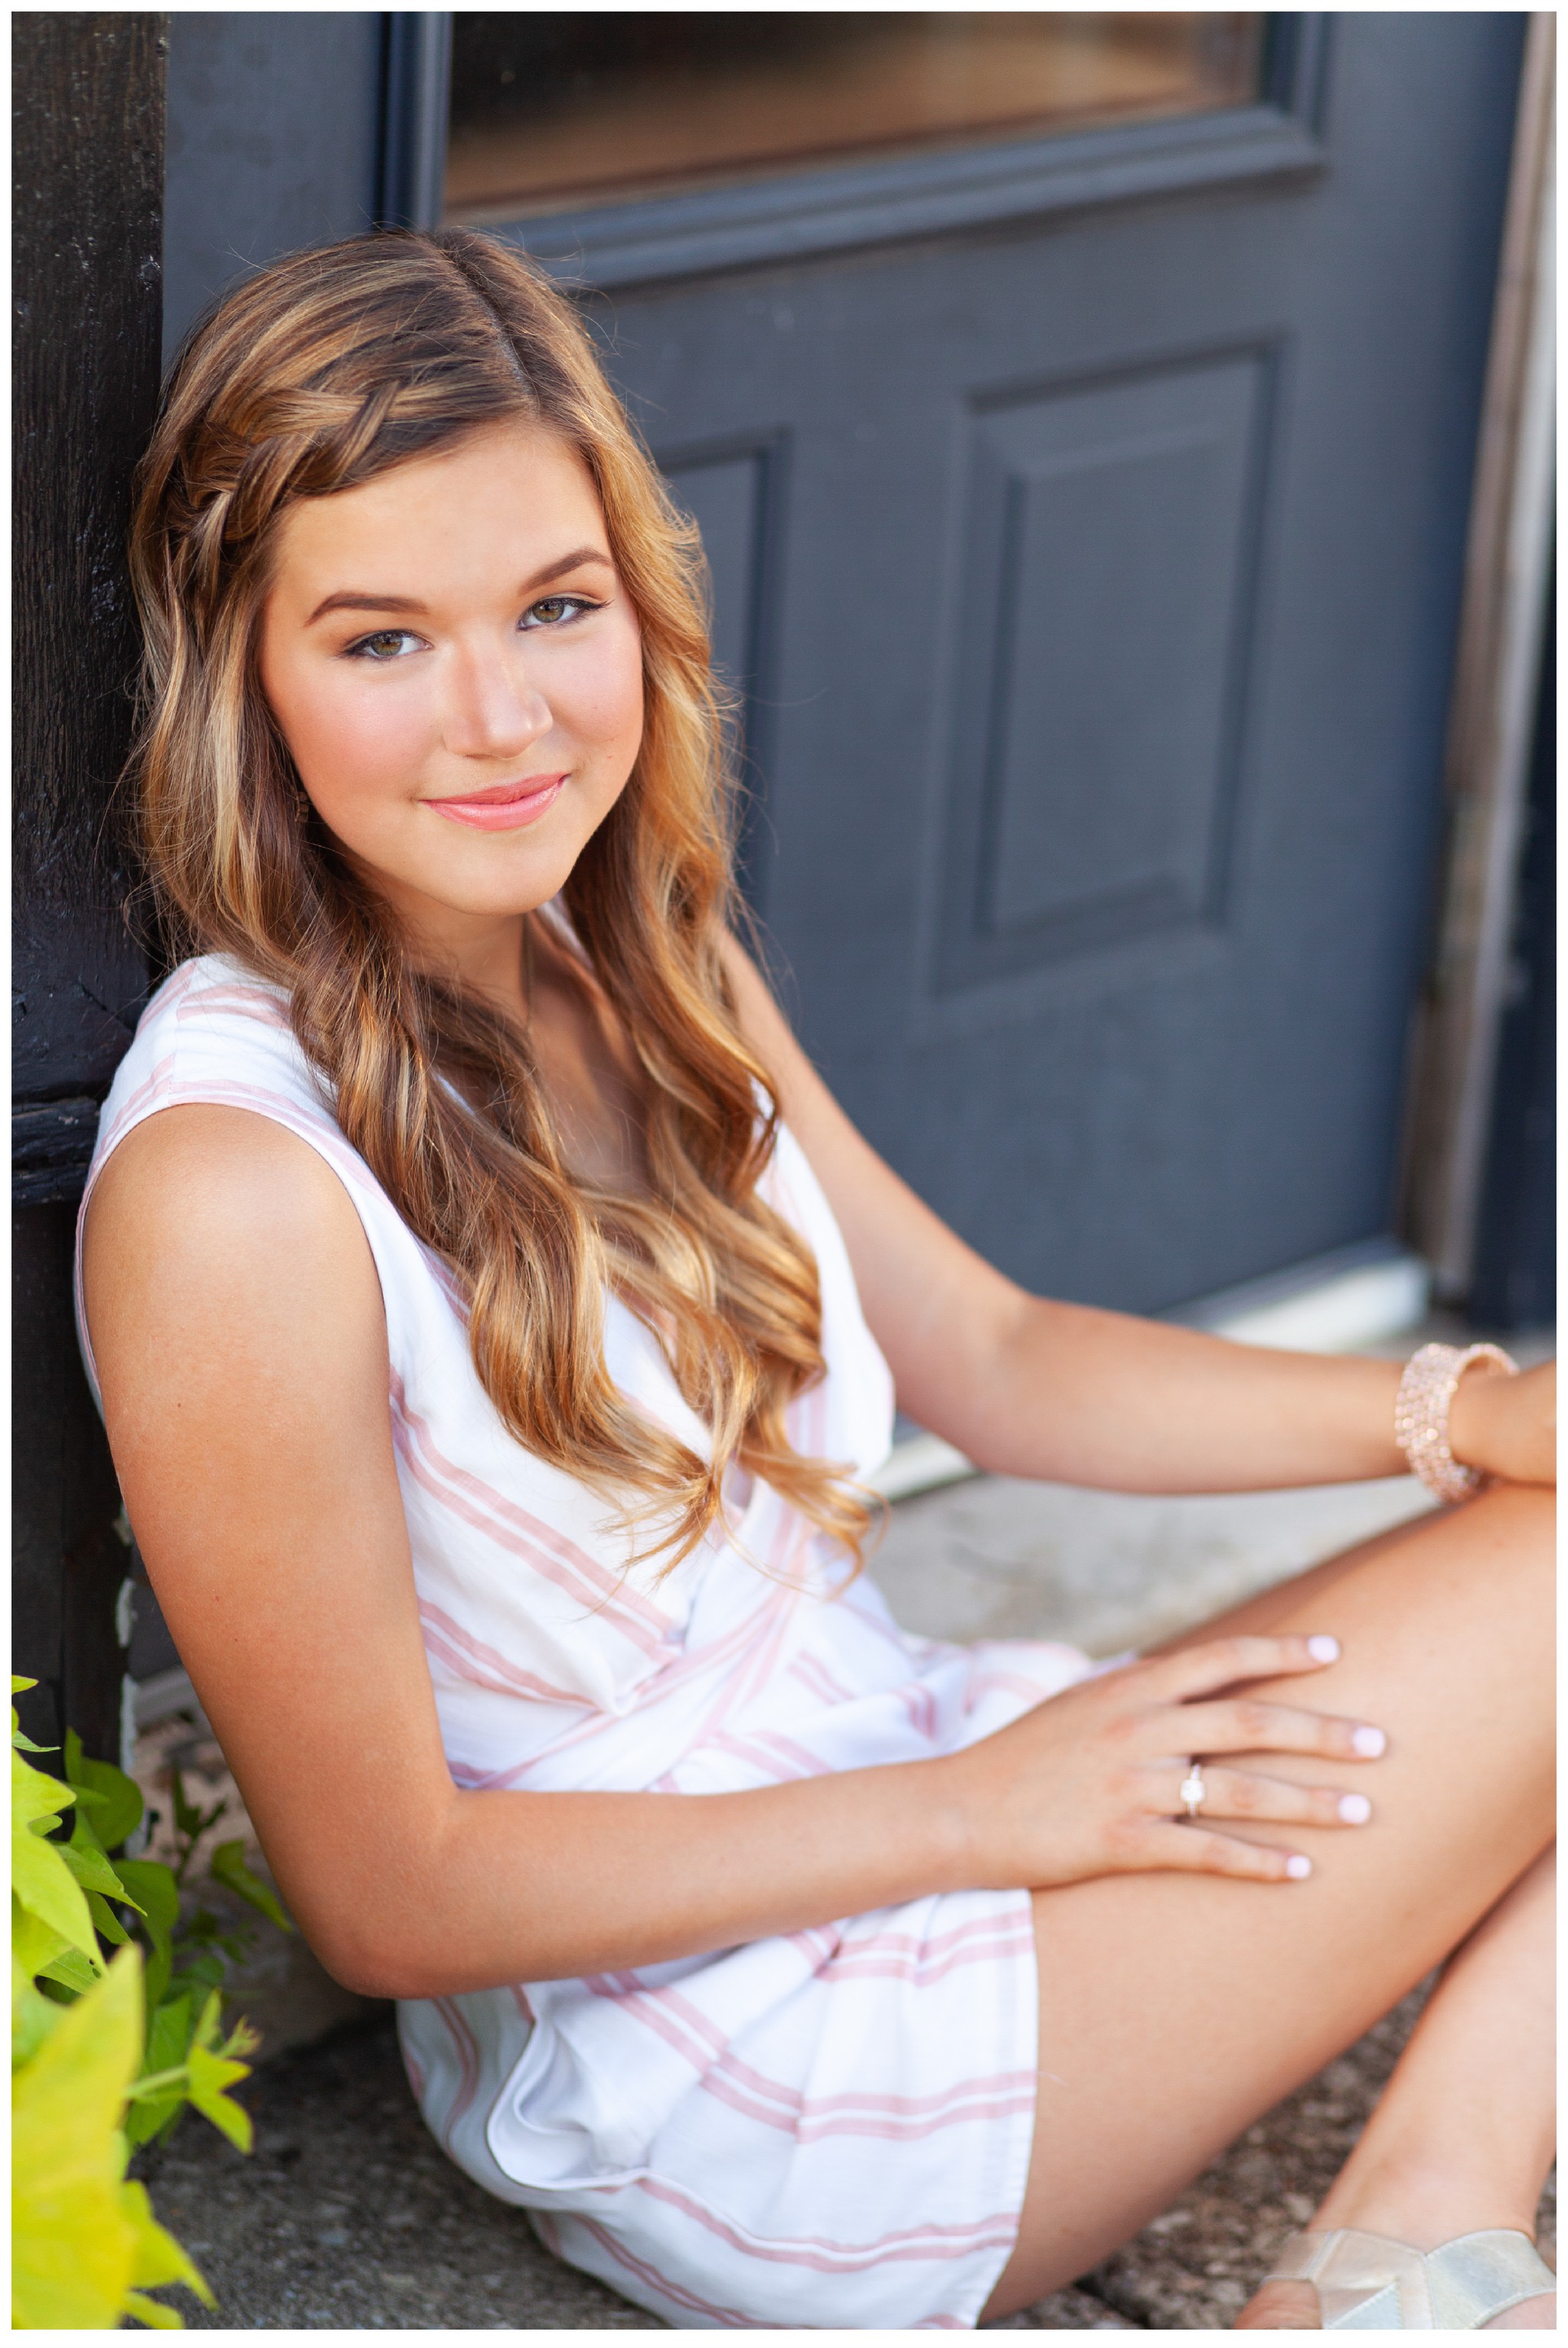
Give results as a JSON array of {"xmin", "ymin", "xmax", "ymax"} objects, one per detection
[{"xmin": 129, "ymin": 228, "xmax": 870, "ymax": 1574}]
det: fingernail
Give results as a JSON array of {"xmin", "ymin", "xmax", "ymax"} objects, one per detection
[
  {"xmin": 1307, "ymin": 1634, "xmax": 1340, "ymax": 1663},
  {"xmin": 1285, "ymin": 1854, "xmax": 1313, "ymax": 1879},
  {"xmin": 1352, "ymin": 1725, "xmax": 1387, "ymax": 1758},
  {"xmin": 1338, "ymin": 1792, "xmax": 1373, "ymax": 1824}
]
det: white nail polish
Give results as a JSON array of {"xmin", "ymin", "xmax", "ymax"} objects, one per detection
[
  {"xmin": 1338, "ymin": 1792, "xmax": 1372, "ymax": 1824},
  {"xmin": 1285, "ymin": 1854, "xmax": 1312, "ymax": 1879},
  {"xmin": 1307, "ymin": 1635, "xmax": 1340, "ymax": 1663},
  {"xmin": 1351, "ymin": 1726, "xmax": 1387, "ymax": 1758}
]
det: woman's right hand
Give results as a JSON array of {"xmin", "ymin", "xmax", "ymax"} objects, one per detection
[{"xmin": 940, "ymin": 1635, "xmax": 1386, "ymax": 1892}]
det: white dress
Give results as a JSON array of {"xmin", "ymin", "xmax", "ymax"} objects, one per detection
[{"xmin": 77, "ymin": 952, "xmax": 1104, "ymax": 2330}]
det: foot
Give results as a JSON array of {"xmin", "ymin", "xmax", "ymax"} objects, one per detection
[
  {"xmin": 1234, "ymin": 2242, "xmax": 1556, "ymax": 2330},
  {"xmin": 1235, "ymin": 2278, "xmax": 1320, "ymax": 2327},
  {"xmin": 1234, "ymin": 2278, "xmax": 1554, "ymax": 2328}
]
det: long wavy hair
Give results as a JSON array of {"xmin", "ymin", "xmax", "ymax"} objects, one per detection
[{"xmin": 127, "ymin": 228, "xmax": 871, "ymax": 1576}]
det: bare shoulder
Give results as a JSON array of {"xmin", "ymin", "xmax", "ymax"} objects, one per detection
[
  {"xmin": 87, "ymin": 1100, "xmax": 354, "ymax": 1244},
  {"xmin": 82, "ymin": 1104, "xmax": 385, "ymax": 1418}
]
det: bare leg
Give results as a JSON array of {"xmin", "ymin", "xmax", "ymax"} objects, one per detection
[
  {"xmin": 979, "ymin": 1482, "xmax": 1553, "ymax": 2322},
  {"xmin": 1238, "ymin": 1843, "xmax": 1555, "ymax": 2326}
]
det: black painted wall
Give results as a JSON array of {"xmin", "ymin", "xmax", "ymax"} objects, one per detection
[{"xmin": 13, "ymin": 13, "xmax": 168, "ymax": 1759}]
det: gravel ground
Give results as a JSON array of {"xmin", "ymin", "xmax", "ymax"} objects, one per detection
[{"xmin": 132, "ymin": 1986, "xmax": 1554, "ymax": 2330}]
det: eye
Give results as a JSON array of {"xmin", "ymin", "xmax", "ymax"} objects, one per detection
[
  {"xmin": 345, "ymin": 629, "xmax": 422, "ymax": 662},
  {"xmin": 521, "ymin": 594, "xmax": 598, "ymax": 630}
]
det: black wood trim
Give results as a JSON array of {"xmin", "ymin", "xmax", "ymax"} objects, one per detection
[
  {"xmin": 13, "ymin": 1102, "xmax": 103, "ymax": 1207},
  {"xmin": 462, "ymin": 18, "xmax": 1331, "ymax": 294}
]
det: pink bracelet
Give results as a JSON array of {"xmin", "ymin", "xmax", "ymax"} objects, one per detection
[{"xmin": 1393, "ymin": 1341, "xmax": 1518, "ymax": 1504}]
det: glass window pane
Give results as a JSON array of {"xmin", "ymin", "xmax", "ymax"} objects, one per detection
[{"xmin": 445, "ymin": 13, "xmax": 1266, "ymax": 225}]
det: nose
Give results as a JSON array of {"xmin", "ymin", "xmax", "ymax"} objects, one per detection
[{"xmin": 441, "ymin": 637, "xmax": 552, "ymax": 764}]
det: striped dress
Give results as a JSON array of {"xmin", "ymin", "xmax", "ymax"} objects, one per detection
[{"xmin": 77, "ymin": 952, "xmax": 1104, "ymax": 2330}]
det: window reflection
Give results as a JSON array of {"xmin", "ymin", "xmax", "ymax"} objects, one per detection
[{"xmin": 445, "ymin": 14, "xmax": 1265, "ymax": 224}]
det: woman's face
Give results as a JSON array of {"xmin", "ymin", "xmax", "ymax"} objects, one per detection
[{"xmin": 257, "ymin": 420, "xmax": 644, "ymax": 960}]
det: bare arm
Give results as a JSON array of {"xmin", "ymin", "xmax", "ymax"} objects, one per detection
[
  {"xmin": 720, "ymin": 938, "xmax": 1554, "ymax": 1494},
  {"xmin": 83, "ymin": 1107, "xmax": 1383, "ymax": 2000}
]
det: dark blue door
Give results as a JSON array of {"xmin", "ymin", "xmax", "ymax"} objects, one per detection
[{"xmin": 564, "ymin": 15, "xmax": 1523, "ymax": 1312}]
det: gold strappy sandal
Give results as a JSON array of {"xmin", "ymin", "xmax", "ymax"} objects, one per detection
[{"xmin": 1261, "ymin": 2226, "xmax": 1557, "ymax": 2328}]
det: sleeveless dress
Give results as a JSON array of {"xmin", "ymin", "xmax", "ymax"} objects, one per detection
[{"xmin": 77, "ymin": 950, "xmax": 1106, "ymax": 2330}]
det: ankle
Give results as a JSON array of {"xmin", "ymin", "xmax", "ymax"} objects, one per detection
[{"xmin": 1311, "ymin": 2156, "xmax": 1544, "ymax": 2254}]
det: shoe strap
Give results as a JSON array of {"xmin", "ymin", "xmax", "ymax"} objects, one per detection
[
  {"xmin": 1425, "ymin": 2230, "xmax": 1557, "ymax": 2330},
  {"xmin": 1266, "ymin": 2226, "xmax": 1557, "ymax": 2328}
]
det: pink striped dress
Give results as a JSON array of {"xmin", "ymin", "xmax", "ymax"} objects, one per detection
[{"xmin": 78, "ymin": 952, "xmax": 1104, "ymax": 2330}]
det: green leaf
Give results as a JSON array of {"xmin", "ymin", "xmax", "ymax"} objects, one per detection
[
  {"xmin": 12, "ymin": 1952, "xmax": 62, "ymax": 2068},
  {"xmin": 10, "ymin": 1944, "xmax": 144, "ymax": 2328},
  {"xmin": 116, "ymin": 1858, "xmax": 181, "ymax": 2016},
  {"xmin": 145, "ymin": 1988, "xmax": 197, "ymax": 2070},
  {"xmin": 11, "ymin": 1754, "xmax": 100, "ymax": 1977},
  {"xmin": 122, "ymin": 2175, "xmax": 214, "ymax": 2314},
  {"xmin": 12, "ymin": 1741, "xmax": 76, "ymax": 1833},
  {"xmin": 10, "ymin": 1679, "xmax": 50, "ymax": 1748},
  {"xmin": 38, "ymin": 1943, "xmax": 103, "ymax": 1996},
  {"xmin": 64, "ymin": 1728, "xmax": 145, "ymax": 1854},
  {"xmin": 185, "ymin": 1992, "xmax": 253, "ymax": 2153},
  {"xmin": 177, "ymin": 1947, "xmax": 227, "ymax": 1994},
  {"xmin": 124, "ymin": 2087, "xmax": 186, "ymax": 2152},
  {"xmin": 208, "ymin": 1839, "xmax": 293, "ymax": 1934},
  {"xmin": 14, "ymin": 1900, "xmax": 73, "ymax": 1983},
  {"xmin": 217, "ymin": 2010, "xmax": 261, "ymax": 2066},
  {"xmin": 87, "ymin": 1889, "xmax": 132, "ymax": 1946},
  {"xmin": 118, "ymin": 1859, "xmax": 181, "ymax": 1948},
  {"xmin": 124, "ymin": 1990, "xmax": 195, "ymax": 2149},
  {"xmin": 62, "ymin": 1827, "xmax": 142, "ymax": 1909},
  {"xmin": 121, "ymin": 2289, "xmax": 187, "ymax": 2329},
  {"xmin": 11, "ymin": 1942, "xmax": 217, "ymax": 2330}
]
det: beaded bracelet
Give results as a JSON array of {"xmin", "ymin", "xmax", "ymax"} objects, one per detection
[{"xmin": 1394, "ymin": 1341, "xmax": 1518, "ymax": 1503}]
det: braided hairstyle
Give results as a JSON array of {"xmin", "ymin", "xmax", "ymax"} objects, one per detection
[{"xmin": 127, "ymin": 229, "xmax": 871, "ymax": 1577}]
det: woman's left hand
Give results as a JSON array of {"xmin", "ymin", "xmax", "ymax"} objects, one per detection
[{"xmin": 1449, "ymin": 1357, "xmax": 1556, "ymax": 1488}]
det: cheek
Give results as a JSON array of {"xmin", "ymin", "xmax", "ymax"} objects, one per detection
[
  {"xmin": 266, "ymin": 656, "xmax": 427, "ymax": 810},
  {"xmin": 582, "ymin": 616, "xmax": 645, "ymax": 761}
]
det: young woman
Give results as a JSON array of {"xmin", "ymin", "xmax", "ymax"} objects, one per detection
[{"xmin": 79, "ymin": 231, "xmax": 1553, "ymax": 2331}]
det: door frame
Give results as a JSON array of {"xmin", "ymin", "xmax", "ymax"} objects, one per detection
[
  {"xmin": 391, "ymin": 13, "xmax": 1329, "ymax": 288},
  {"xmin": 1398, "ymin": 11, "xmax": 1555, "ymax": 1303}
]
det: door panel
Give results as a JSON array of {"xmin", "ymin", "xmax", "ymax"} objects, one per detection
[
  {"xmin": 583, "ymin": 15, "xmax": 1521, "ymax": 1316},
  {"xmin": 938, "ymin": 346, "xmax": 1271, "ymax": 983},
  {"xmin": 661, "ymin": 433, "xmax": 790, "ymax": 888}
]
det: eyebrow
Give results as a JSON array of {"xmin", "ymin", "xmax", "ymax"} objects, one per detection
[{"xmin": 305, "ymin": 547, "xmax": 615, "ymax": 627}]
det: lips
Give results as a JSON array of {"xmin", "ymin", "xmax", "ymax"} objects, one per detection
[{"xmin": 425, "ymin": 773, "xmax": 566, "ymax": 832}]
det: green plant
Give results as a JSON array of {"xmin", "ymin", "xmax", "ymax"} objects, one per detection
[{"xmin": 11, "ymin": 1676, "xmax": 292, "ymax": 2328}]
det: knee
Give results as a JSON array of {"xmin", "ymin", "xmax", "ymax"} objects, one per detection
[{"xmin": 1439, "ymin": 1481, "xmax": 1556, "ymax": 1673}]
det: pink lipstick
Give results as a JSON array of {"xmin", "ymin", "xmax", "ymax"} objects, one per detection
[{"xmin": 426, "ymin": 773, "xmax": 566, "ymax": 831}]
